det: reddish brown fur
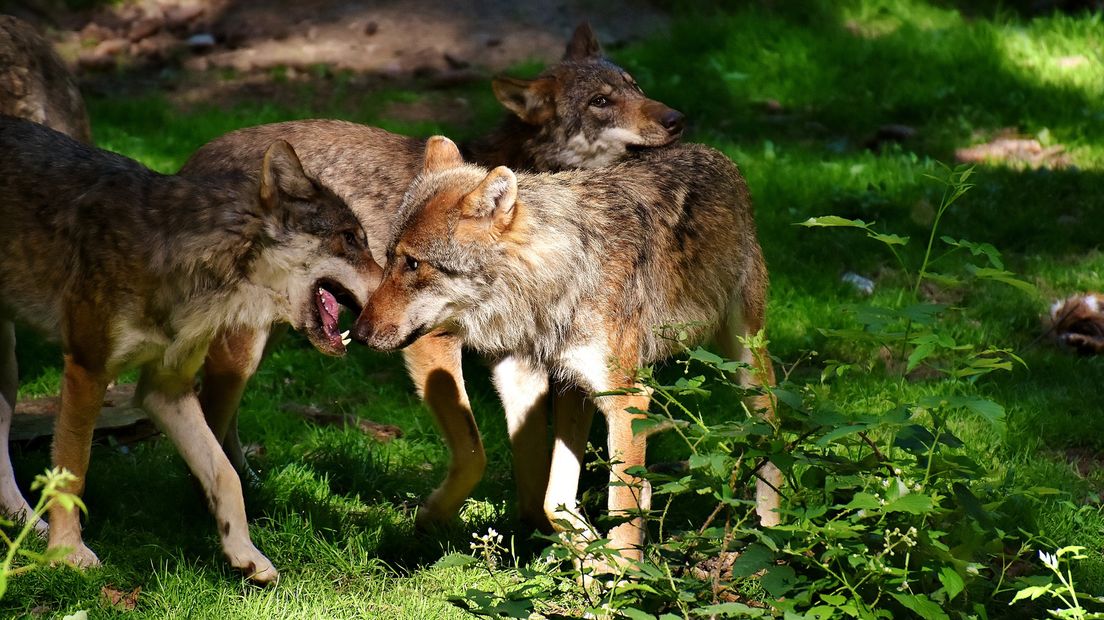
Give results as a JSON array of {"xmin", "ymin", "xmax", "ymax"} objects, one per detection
[{"xmin": 1049, "ymin": 293, "xmax": 1104, "ymax": 355}]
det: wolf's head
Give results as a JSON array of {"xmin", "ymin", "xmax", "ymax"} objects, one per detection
[
  {"xmin": 354, "ymin": 137, "xmax": 523, "ymax": 351},
  {"xmin": 249, "ymin": 140, "xmax": 382, "ymax": 356},
  {"xmin": 492, "ymin": 22, "xmax": 684, "ymax": 171}
]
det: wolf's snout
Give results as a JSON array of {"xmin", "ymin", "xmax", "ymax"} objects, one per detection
[
  {"xmin": 352, "ymin": 311, "xmax": 381, "ymax": 346},
  {"xmin": 661, "ymin": 109, "xmax": 685, "ymax": 134}
]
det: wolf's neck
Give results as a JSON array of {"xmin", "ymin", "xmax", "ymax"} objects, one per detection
[
  {"xmin": 462, "ymin": 116, "xmax": 543, "ymax": 171},
  {"xmin": 461, "ymin": 182, "xmax": 599, "ymax": 359},
  {"xmin": 145, "ymin": 173, "xmax": 262, "ymax": 286}
]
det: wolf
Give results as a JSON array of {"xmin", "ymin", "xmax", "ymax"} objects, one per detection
[
  {"xmin": 0, "ymin": 16, "xmax": 91, "ymax": 143},
  {"xmin": 0, "ymin": 14, "xmax": 95, "ymax": 534},
  {"xmin": 177, "ymin": 22, "xmax": 687, "ymax": 533},
  {"xmin": 354, "ymin": 136, "xmax": 779, "ymax": 561},
  {"xmin": 1049, "ymin": 293, "xmax": 1104, "ymax": 355},
  {"xmin": 0, "ymin": 116, "xmax": 378, "ymax": 583}
]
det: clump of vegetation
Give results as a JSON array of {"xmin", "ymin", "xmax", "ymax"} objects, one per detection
[{"xmin": 0, "ymin": 468, "xmax": 85, "ymax": 600}]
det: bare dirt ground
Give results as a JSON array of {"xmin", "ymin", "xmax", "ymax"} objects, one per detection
[{"xmin": 4, "ymin": 0, "xmax": 669, "ymax": 110}]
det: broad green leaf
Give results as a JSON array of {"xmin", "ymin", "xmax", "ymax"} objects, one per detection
[
  {"xmin": 886, "ymin": 493, "xmax": 934, "ymax": 514},
  {"xmin": 906, "ymin": 342, "xmax": 937, "ymax": 373},
  {"xmin": 870, "ymin": 232, "xmax": 909, "ymax": 246},
  {"xmin": 939, "ymin": 566, "xmax": 965, "ymax": 600},
  {"xmin": 1009, "ymin": 584, "xmax": 1054, "ymax": 603},
  {"xmin": 688, "ymin": 347, "xmax": 725, "ymax": 366},
  {"xmin": 941, "ymin": 237, "xmax": 1005, "ymax": 269},
  {"xmin": 967, "ymin": 266, "xmax": 1038, "ymax": 295},
  {"xmin": 843, "ymin": 492, "xmax": 881, "ymax": 511},
  {"xmin": 798, "ymin": 216, "xmax": 871, "ymax": 229},
  {"xmin": 820, "ymin": 593, "xmax": 847, "ymax": 606},
  {"xmin": 731, "ymin": 543, "xmax": 773, "ymax": 578},
  {"xmin": 760, "ymin": 564, "xmax": 797, "ymax": 598},
  {"xmin": 891, "ymin": 593, "xmax": 950, "ymax": 620},
  {"xmin": 693, "ymin": 602, "xmax": 766, "ymax": 618}
]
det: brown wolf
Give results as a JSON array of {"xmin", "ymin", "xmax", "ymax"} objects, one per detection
[
  {"xmin": 0, "ymin": 116, "xmax": 378, "ymax": 582},
  {"xmin": 354, "ymin": 136, "xmax": 778, "ymax": 561},
  {"xmin": 178, "ymin": 23, "xmax": 687, "ymax": 532},
  {"xmin": 0, "ymin": 14, "xmax": 94, "ymax": 534},
  {"xmin": 1049, "ymin": 293, "xmax": 1104, "ymax": 354},
  {"xmin": 0, "ymin": 15, "xmax": 91, "ymax": 143}
]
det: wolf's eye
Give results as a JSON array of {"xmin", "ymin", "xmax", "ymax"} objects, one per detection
[
  {"xmin": 589, "ymin": 95, "xmax": 609, "ymax": 108},
  {"xmin": 342, "ymin": 230, "xmax": 361, "ymax": 249},
  {"xmin": 404, "ymin": 255, "xmax": 420, "ymax": 272}
]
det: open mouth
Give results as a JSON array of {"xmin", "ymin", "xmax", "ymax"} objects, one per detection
[{"xmin": 311, "ymin": 278, "xmax": 362, "ymax": 355}]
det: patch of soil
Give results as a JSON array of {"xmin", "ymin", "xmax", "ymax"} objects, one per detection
[
  {"xmin": 955, "ymin": 129, "xmax": 1072, "ymax": 170},
  {"xmin": 12, "ymin": 0, "xmax": 669, "ymax": 107}
]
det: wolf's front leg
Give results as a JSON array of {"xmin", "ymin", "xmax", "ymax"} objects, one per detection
[
  {"xmin": 492, "ymin": 355, "xmax": 552, "ymax": 531},
  {"xmin": 0, "ymin": 321, "xmax": 46, "ymax": 533},
  {"xmin": 594, "ymin": 389, "xmax": 651, "ymax": 562},
  {"xmin": 402, "ymin": 330, "xmax": 486, "ymax": 528},
  {"xmin": 139, "ymin": 367, "xmax": 278, "ymax": 584},
  {"xmin": 200, "ymin": 326, "xmax": 271, "ymax": 476},
  {"xmin": 48, "ymin": 353, "xmax": 109, "ymax": 568}
]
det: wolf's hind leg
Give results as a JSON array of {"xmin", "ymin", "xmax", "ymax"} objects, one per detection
[
  {"xmin": 405, "ymin": 330, "xmax": 486, "ymax": 528},
  {"xmin": 0, "ymin": 321, "xmax": 45, "ymax": 533},
  {"xmin": 493, "ymin": 355, "xmax": 552, "ymax": 531},
  {"xmin": 200, "ymin": 326, "xmax": 271, "ymax": 476},
  {"xmin": 715, "ymin": 299, "xmax": 782, "ymax": 527},
  {"xmin": 139, "ymin": 366, "xmax": 277, "ymax": 584}
]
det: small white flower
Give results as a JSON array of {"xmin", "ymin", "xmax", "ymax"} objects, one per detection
[{"xmin": 1039, "ymin": 550, "xmax": 1059, "ymax": 570}]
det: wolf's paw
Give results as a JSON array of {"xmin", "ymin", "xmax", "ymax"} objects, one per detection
[
  {"xmin": 65, "ymin": 543, "xmax": 101, "ymax": 568},
  {"xmin": 226, "ymin": 544, "xmax": 279, "ymax": 585},
  {"xmin": 414, "ymin": 498, "xmax": 458, "ymax": 531}
]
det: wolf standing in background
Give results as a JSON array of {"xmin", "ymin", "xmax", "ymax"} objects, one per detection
[
  {"xmin": 180, "ymin": 23, "xmax": 689, "ymax": 532},
  {"xmin": 0, "ymin": 16, "xmax": 91, "ymax": 143},
  {"xmin": 356, "ymin": 136, "xmax": 778, "ymax": 561},
  {"xmin": 0, "ymin": 15, "xmax": 93, "ymax": 533},
  {"xmin": 0, "ymin": 116, "xmax": 378, "ymax": 582}
]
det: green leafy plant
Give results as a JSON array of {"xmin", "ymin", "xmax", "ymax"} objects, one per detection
[
  {"xmin": 1010, "ymin": 547, "xmax": 1104, "ymax": 619},
  {"xmin": 0, "ymin": 467, "xmax": 85, "ymax": 600}
]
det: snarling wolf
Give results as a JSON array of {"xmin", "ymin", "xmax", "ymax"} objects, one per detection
[
  {"xmin": 354, "ymin": 136, "xmax": 779, "ymax": 561},
  {"xmin": 0, "ymin": 16, "xmax": 91, "ymax": 143},
  {"xmin": 177, "ymin": 22, "xmax": 687, "ymax": 533},
  {"xmin": 0, "ymin": 14, "xmax": 94, "ymax": 534},
  {"xmin": 0, "ymin": 116, "xmax": 377, "ymax": 582},
  {"xmin": 1049, "ymin": 293, "xmax": 1104, "ymax": 355}
]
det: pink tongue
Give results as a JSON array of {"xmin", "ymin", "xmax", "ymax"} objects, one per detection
[{"xmin": 316, "ymin": 288, "xmax": 340, "ymax": 339}]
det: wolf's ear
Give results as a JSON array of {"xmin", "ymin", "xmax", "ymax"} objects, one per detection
[
  {"xmin": 564, "ymin": 22, "xmax": 602, "ymax": 60},
  {"xmin": 260, "ymin": 140, "xmax": 313, "ymax": 212},
  {"xmin": 461, "ymin": 166, "xmax": 518, "ymax": 235},
  {"xmin": 424, "ymin": 136, "xmax": 464, "ymax": 173},
  {"xmin": 492, "ymin": 76, "xmax": 555, "ymax": 125}
]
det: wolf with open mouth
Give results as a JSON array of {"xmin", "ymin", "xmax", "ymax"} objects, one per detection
[{"xmin": 0, "ymin": 116, "xmax": 378, "ymax": 583}]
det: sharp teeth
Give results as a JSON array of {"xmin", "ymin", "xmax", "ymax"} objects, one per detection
[
  {"xmin": 341, "ymin": 336, "xmax": 352, "ymax": 346},
  {"xmin": 341, "ymin": 330, "xmax": 350, "ymax": 339}
]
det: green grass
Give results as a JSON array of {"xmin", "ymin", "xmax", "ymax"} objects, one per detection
[{"xmin": 4, "ymin": 0, "xmax": 1104, "ymax": 616}]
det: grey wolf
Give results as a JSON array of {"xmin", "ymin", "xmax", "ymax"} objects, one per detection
[
  {"xmin": 1049, "ymin": 293, "xmax": 1104, "ymax": 354},
  {"xmin": 0, "ymin": 116, "xmax": 377, "ymax": 583},
  {"xmin": 0, "ymin": 14, "xmax": 93, "ymax": 534},
  {"xmin": 354, "ymin": 136, "xmax": 779, "ymax": 561},
  {"xmin": 0, "ymin": 15, "xmax": 91, "ymax": 143},
  {"xmin": 179, "ymin": 22, "xmax": 686, "ymax": 533}
]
